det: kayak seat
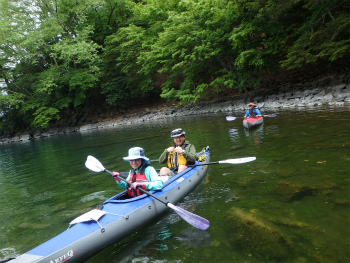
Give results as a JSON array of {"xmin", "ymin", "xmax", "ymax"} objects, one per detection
[{"xmin": 113, "ymin": 191, "xmax": 133, "ymax": 200}]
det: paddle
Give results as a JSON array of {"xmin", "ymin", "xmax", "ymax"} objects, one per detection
[
  {"xmin": 226, "ymin": 114, "xmax": 277, "ymax": 121},
  {"xmin": 85, "ymin": 155, "xmax": 210, "ymax": 230},
  {"xmin": 263, "ymin": 114, "xmax": 277, "ymax": 117},
  {"xmin": 188, "ymin": 157, "xmax": 256, "ymax": 167},
  {"xmin": 118, "ymin": 157, "xmax": 256, "ymax": 174}
]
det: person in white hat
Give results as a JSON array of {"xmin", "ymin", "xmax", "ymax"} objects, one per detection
[
  {"xmin": 158, "ymin": 128, "xmax": 196, "ymax": 175},
  {"xmin": 112, "ymin": 147, "xmax": 163, "ymax": 197}
]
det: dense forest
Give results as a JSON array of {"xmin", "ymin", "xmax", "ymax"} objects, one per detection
[{"xmin": 0, "ymin": 0, "xmax": 349, "ymax": 135}]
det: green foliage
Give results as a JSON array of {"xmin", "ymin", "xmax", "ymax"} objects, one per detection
[
  {"xmin": 235, "ymin": 49, "xmax": 265, "ymax": 70},
  {"xmin": 32, "ymin": 107, "xmax": 60, "ymax": 129},
  {"xmin": 135, "ymin": 0, "xmax": 241, "ymax": 103},
  {"xmin": 51, "ymin": 26, "xmax": 103, "ymax": 68},
  {"xmin": 105, "ymin": 24, "xmax": 147, "ymax": 75},
  {"xmin": 101, "ymin": 77, "xmax": 130, "ymax": 106},
  {"xmin": 69, "ymin": 71, "xmax": 100, "ymax": 106},
  {"xmin": 102, "ymin": 20, "xmax": 159, "ymax": 104},
  {"xmin": 281, "ymin": 0, "xmax": 350, "ymax": 69},
  {"xmin": 0, "ymin": 0, "xmax": 349, "ymax": 135}
]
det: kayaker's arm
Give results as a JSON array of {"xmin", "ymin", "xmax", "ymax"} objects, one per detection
[
  {"xmin": 113, "ymin": 171, "xmax": 129, "ymax": 189},
  {"xmin": 255, "ymin": 109, "xmax": 262, "ymax": 116},
  {"xmin": 159, "ymin": 148, "xmax": 168, "ymax": 164},
  {"xmin": 183, "ymin": 143, "xmax": 197, "ymax": 163},
  {"xmin": 145, "ymin": 166, "xmax": 164, "ymax": 190},
  {"xmin": 117, "ymin": 180, "xmax": 128, "ymax": 189}
]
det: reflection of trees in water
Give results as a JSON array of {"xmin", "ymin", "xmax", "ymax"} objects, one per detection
[{"xmin": 228, "ymin": 128, "xmax": 239, "ymax": 142}]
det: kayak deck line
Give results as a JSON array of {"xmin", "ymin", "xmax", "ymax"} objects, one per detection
[{"xmin": 7, "ymin": 146, "xmax": 210, "ymax": 263}]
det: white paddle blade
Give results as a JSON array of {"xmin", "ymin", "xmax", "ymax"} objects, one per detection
[
  {"xmin": 226, "ymin": 116, "xmax": 236, "ymax": 121},
  {"xmin": 219, "ymin": 157, "xmax": 256, "ymax": 164},
  {"xmin": 85, "ymin": 155, "xmax": 105, "ymax": 172}
]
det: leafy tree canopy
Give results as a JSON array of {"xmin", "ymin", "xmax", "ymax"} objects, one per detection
[{"xmin": 0, "ymin": 0, "xmax": 348, "ymax": 135}]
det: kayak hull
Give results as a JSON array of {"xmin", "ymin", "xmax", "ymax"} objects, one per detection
[
  {"xmin": 8, "ymin": 147, "xmax": 210, "ymax": 263},
  {"xmin": 243, "ymin": 116, "xmax": 263, "ymax": 129}
]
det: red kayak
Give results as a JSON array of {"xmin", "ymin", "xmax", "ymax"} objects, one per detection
[{"xmin": 243, "ymin": 116, "xmax": 263, "ymax": 129}]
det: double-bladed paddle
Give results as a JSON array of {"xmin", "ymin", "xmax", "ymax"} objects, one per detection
[
  {"xmin": 85, "ymin": 155, "xmax": 210, "ymax": 230},
  {"xmin": 117, "ymin": 157, "xmax": 256, "ymax": 173},
  {"xmin": 226, "ymin": 114, "xmax": 277, "ymax": 121}
]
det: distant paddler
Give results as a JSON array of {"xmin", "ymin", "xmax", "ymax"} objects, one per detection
[{"xmin": 244, "ymin": 102, "xmax": 262, "ymax": 118}]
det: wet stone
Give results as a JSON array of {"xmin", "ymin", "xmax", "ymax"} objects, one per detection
[
  {"xmin": 274, "ymin": 180, "xmax": 314, "ymax": 201},
  {"xmin": 225, "ymin": 208, "xmax": 292, "ymax": 259}
]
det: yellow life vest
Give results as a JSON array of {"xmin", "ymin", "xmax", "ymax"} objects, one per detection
[{"xmin": 167, "ymin": 151, "xmax": 187, "ymax": 170}]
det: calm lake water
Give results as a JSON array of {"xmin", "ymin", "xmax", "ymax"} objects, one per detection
[{"xmin": 0, "ymin": 108, "xmax": 349, "ymax": 263}]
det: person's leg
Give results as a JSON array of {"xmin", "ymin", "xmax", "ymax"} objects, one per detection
[
  {"xmin": 159, "ymin": 167, "xmax": 171, "ymax": 176},
  {"xmin": 177, "ymin": 165, "xmax": 187, "ymax": 173}
]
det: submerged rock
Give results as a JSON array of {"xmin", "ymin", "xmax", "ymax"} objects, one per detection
[
  {"xmin": 225, "ymin": 208, "xmax": 292, "ymax": 259},
  {"xmin": 274, "ymin": 180, "xmax": 314, "ymax": 201},
  {"xmin": 270, "ymin": 217, "xmax": 321, "ymax": 232}
]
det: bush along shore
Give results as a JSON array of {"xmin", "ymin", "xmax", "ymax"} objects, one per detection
[{"xmin": 1, "ymin": 75, "xmax": 350, "ymax": 145}]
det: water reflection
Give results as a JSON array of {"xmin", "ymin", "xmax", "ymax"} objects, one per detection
[
  {"xmin": 92, "ymin": 222, "xmax": 173, "ymax": 263},
  {"xmin": 228, "ymin": 124, "xmax": 266, "ymax": 146},
  {"xmin": 175, "ymin": 228, "xmax": 212, "ymax": 248},
  {"xmin": 1, "ymin": 109, "xmax": 350, "ymax": 263},
  {"xmin": 228, "ymin": 128, "xmax": 239, "ymax": 142},
  {"xmin": 243, "ymin": 123, "xmax": 263, "ymax": 138},
  {"xmin": 263, "ymin": 124, "xmax": 280, "ymax": 135},
  {"xmin": 154, "ymin": 225, "xmax": 173, "ymax": 252},
  {"xmin": 242, "ymin": 124, "xmax": 264, "ymax": 149}
]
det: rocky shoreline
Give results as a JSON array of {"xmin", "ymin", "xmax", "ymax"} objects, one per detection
[{"xmin": 1, "ymin": 74, "xmax": 349, "ymax": 145}]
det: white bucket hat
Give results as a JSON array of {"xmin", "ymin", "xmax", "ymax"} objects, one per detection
[{"xmin": 123, "ymin": 147, "xmax": 149, "ymax": 161}]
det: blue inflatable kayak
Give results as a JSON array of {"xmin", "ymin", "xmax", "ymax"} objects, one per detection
[{"xmin": 7, "ymin": 147, "xmax": 210, "ymax": 263}]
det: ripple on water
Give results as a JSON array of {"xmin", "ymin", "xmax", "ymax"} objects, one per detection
[{"xmin": 80, "ymin": 191, "xmax": 109, "ymax": 202}]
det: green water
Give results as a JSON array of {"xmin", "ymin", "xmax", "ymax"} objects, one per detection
[{"xmin": 0, "ymin": 108, "xmax": 349, "ymax": 262}]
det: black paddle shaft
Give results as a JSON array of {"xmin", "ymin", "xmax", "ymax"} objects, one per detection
[{"xmin": 187, "ymin": 162, "xmax": 218, "ymax": 167}]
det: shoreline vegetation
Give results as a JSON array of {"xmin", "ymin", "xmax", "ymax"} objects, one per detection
[
  {"xmin": 1, "ymin": 73, "xmax": 349, "ymax": 145},
  {"xmin": 1, "ymin": 0, "xmax": 349, "ymax": 140}
]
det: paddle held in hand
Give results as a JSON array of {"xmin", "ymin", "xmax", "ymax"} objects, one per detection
[{"xmin": 85, "ymin": 155, "xmax": 210, "ymax": 230}]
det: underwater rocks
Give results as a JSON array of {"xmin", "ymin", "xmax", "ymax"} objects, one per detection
[
  {"xmin": 225, "ymin": 208, "xmax": 292, "ymax": 259},
  {"xmin": 274, "ymin": 180, "xmax": 314, "ymax": 201}
]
